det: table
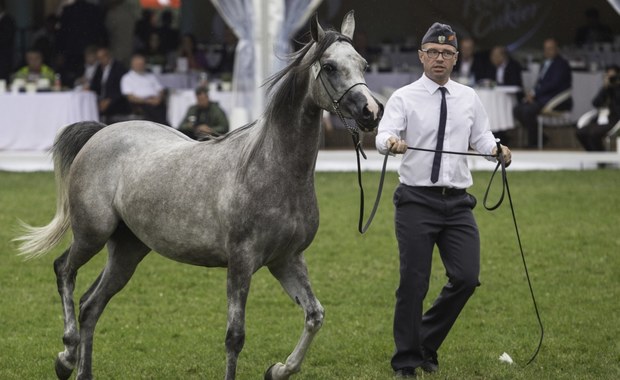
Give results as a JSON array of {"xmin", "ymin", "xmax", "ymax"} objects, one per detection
[
  {"xmin": 475, "ymin": 86, "xmax": 520, "ymax": 132},
  {"xmin": 167, "ymin": 89, "xmax": 233, "ymax": 129},
  {"xmin": 0, "ymin": 91, "xmax": 99, "ymax": 151}
]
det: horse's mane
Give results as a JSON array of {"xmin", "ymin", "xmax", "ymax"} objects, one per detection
[
  {"xmin": 211, "ymin": 29, "xmax": 352, "ymax": 175},
  {"xmin": 264, "ymin": 30, "xmax": 352, "ymax": 121}
]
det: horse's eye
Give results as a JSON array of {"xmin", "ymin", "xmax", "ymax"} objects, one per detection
[{"xmin": 322, "ymin": 64, "xmax": 335, "ymax": 73}]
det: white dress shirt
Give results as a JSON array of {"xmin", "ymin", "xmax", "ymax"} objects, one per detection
[
  {"xmin": 376, "ymin": 74, "xmax": 497, "ymax": 189},
  {"xmin": 120, "ymin": 70, "xmax": 164, "ymax": 98}
]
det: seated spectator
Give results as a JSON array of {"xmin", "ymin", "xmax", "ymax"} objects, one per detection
[
  {"xmin": 488, "ymin": 45, "xmax": 523, "ymax": 88},
  {"xmin": 74, "ymin": 45, "xmax": 98, "ymax": 89},
  {"xmin": 513, "ymin": 38, "xmax": 572, "ymax": 148},
  {"xmin": 576, "ymin": 65, "xmax": 620, "ymax": 151},
  {"xmin": 89, "ymin": 46, "xmax": 130, "ymax": 123},
  {"xmin": 121, "ymin": 52, "xmax": 168, "ymax": 124},
  {"xmin": 452, "ymin": 37, "xmax": 489, "ymax": 85},
  {"xmin": 178, "ymin": 86, "xmax": 229, "ymax": 139},
  {"xmin": 12, "ymin": 49, "xmax": 55, "ymax": 85}
]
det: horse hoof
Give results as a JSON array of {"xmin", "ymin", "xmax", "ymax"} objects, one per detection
[
  {"xmin": 55, "ymin": 357, "xmax": 74, "ymax": 380},
  {"xmin": 264, "ymin": 364, "xmax": 276, "ymax": 380}
]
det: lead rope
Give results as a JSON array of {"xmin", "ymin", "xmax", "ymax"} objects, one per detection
[{"xmin": 351, "ymin": 138, "xmax": 543, "ymax": 366}]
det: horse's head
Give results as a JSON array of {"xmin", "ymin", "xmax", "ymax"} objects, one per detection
[{"xmin": 308, "ymin": 11, "xmax": 383, "ymax": 132}]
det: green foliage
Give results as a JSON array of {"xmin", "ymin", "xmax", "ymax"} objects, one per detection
[{"xmin": 1, "ymin": 170, "xmax": 619, "ymax": 379}]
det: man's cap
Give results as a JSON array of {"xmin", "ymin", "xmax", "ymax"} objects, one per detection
[{"xmin": 421, "ymin": 22, "xmax": 458, "ymax": 49}]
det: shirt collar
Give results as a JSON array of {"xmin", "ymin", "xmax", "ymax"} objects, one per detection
[{"xmin": 421, "ymin": 73, "xmax": 454, "ymax": 95}]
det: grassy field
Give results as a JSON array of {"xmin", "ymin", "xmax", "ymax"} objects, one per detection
[{"xmin": 0, "ymin": 169, "xmax": 619, "ymax": 379}]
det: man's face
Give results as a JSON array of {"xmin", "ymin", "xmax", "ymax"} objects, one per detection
[
  {"xmin": 131, "ymin": 55, "xmax": 146, "ymax": 72},
  {"xmin": 490, "ymin": 47, "xmax": 505, "ymax": 67},
  {"xmin": 419, "ymin": 43, "xmax": 458, "ymax": 84},
  {"xmin": 197, "ymin": 92, "xmax": 210, "ymax": 107},
  {"xmin": 96, "ymin": 49, "xmax": 111, "ymax": 66},
  {"xmin": 543, "ymin": 39, "xmax": 559, "ymax": 60},
  {"xmin": 26, "ymin": 52, "xmax": 43, "ymax": 71},
  {"xmin": 460, "ymin": 39, "xmax": 474, "ymax": 59}
]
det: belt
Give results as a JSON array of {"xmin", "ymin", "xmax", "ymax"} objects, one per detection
[{"xmin": 418, "ymin": 186, "xmax": 466, "ymax": 196}]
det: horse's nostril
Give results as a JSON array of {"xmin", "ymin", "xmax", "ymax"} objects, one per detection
[{"xmin": 362, "ymin": 105, "xmax": 372, "ymax": 119}]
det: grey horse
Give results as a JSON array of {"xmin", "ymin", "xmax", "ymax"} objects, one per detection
[{"xmin": 14, "ymin": 11, "xmax": 383, "ymax": 380}]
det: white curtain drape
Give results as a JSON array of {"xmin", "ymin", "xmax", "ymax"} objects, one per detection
[
  {"xmin": 273, "ymin": 0, "xmax": 324, "ymax": 73},
  {"xmin": 210, "ymin": 0, "xmax": 324, "ymax": 124},
  {"xmin": 209, "ymin": 0, "xmax": 255, "ymax": 125},
  {"xmin": 607, "ymin": 0, "xmax": 620, "ymax": 14}
]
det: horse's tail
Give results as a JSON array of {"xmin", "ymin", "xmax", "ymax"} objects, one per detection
[{"xmin": 14, "ymin": 121, "xmax": 107, "ymax": 260}]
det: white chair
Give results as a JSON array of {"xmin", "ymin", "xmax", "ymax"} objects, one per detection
[
  {"xmin": 536, "ymin": 89, "xmax": 573, "ymax": 149},
  {"xmin": 577, "ymin": 108, "xmax": 620, "ymax": 151}
]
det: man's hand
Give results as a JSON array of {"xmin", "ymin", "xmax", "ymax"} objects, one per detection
[
  {"xmin": 195, "ymin": 124, "xmax": 213, "ymax": 135},
  {"xmin": 387, "ymin": 136, "xmax": 408, "ymax": 154},
  {"xmin": 492, "ymin": 144, "xmax": 512, "ymax": 167}
]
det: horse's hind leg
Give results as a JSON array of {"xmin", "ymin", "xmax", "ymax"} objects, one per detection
[
  {"xmin": 224, "ymin": 255, "xmax": 254, "ymax": 380},
  {"xmin": 75, "ymin": 224, "xmax": 150, "ymax": 379},
  {"xmin": 54, "ymin": 239, "xmax": 107, "ymax": 380},
  {"xmin": 264, "ymin": 253, "xmax": 324, "ymax": 380}
]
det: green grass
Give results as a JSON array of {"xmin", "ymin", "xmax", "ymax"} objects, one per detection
[{"xmin": 1, "ymin": 170, "xmax": 619, "ymax": 379}]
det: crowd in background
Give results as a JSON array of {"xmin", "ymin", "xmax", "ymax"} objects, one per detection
[{"xmin": 0, "ymin": 0, "xmax": 236, "ymax": 88}]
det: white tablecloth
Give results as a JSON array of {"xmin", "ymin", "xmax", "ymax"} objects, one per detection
[
  {"xmin": 167, "ymin": 89, "xmax": 233, "ymax": 129},
  {"xmin": 475, "ymin": 86, "xmax": 520, "ymax": 132},
  {"xmin": 155, "ymin": 72, "xmax": 202, "ymax": 90},
  {"xmin": 0, "ymin": 91, "xmax": 99, "ymax": 151}
]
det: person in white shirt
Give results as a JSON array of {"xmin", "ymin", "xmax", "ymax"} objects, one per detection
[
  {"xmin": 375, "ymin": 22, "xmax": 511, "ymax": 379},
  {"xmin": 121, "ymin": 52, "xmax": 168, "ymax": 124}
]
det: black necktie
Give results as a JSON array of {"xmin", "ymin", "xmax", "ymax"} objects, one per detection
[{"xmin": 431, "ymin": 87, "xmax": 447, "ymax": 183}]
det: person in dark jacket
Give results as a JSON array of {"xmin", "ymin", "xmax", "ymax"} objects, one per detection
[
  {"xmin": 488, "ymin": 45, "xmax": 523, "ymax": 88},
  {"xmin": 513, "ymin": 38, "xmax": 572, "ymax": 148},
  {"xmin": 576, "ymin": 65, "xmax": 620, "ymax": 151},
  {"xmin": 178, "ymin": 86, "xmax": 229, "ymax": 139},
  {"xmin": 89, "ymin": 46, "xmax": 130, "ymax": 122}
]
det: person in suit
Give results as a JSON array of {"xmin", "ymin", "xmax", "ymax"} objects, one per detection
[
  {"xmin": 513, "ymin": 38, "xmax": 572, "ymax": 148},
  {"xmin": 452, "ymin": 37, "xmax": 489, "ymax": 85},
  {"xmin": 489, "ymin": 45, "xmax": 523, "ymax": 88},
  {"xmin": 89, "ymin": 46, "xmax": 130, "ymax": 122}
]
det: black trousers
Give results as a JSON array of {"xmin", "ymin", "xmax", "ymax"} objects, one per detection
[
  {"xmin": 513, "ymin": 102, "xmax": 543, "ymax": 147},
  {"xmin": 576, "ymin": 122, "xmax": 614, "ymax": 151},
  {"xmin": 391, "ymin": 185, "xmax": 480, "ymax": 371}
]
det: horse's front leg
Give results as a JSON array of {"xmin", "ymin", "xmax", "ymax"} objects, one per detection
[
  {"xmin": 265, "ymin": 253, "xmax": 324, "ymax": 380},
  {"xmin": 224, "ymin": 260, "xmax": 253, "ymax": 380}
]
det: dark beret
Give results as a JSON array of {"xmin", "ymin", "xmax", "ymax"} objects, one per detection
[{"xmin": 421, "ymin": 22, "xmax": 458, "ymax": 48}]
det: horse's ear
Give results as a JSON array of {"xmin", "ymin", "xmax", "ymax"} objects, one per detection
[
  {"xmin": 340, "ymin": 10, "xmax": 355, "ymax": 39},
  {"xmin": 310, "ymin": 14, "xmax": 325, "ymax": 43}
]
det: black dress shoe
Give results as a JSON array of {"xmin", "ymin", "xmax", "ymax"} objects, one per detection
[
  {"xmin": 394, "ymin": 367, "xmax": 416, "ymax": 378},
  {"xmin": 421, "ymin": 349, "xmax": 439, "ymax": 373},
  {"xmin": 420, "ymin": 359, "xmax": 438, "ymax": 373}
]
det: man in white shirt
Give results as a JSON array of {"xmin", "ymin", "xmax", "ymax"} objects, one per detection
[
  {"xmin": 375, "ymin": 23, "xmax": 511, "ymax": 379},
  {"xmin": 121, "ymin": 52, "xmax": 168, "ymax": 124}
]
